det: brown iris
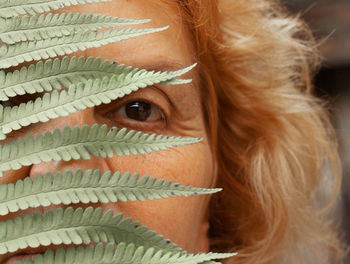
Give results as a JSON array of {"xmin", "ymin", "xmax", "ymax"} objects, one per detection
[{"xmin": 125, "ymin": 101, "xmax": 152, "ymax": 121}]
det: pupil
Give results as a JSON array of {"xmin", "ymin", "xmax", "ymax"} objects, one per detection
[{"xmin": 125, "ymin": 101, "xmax": 152, "ymax": 121}]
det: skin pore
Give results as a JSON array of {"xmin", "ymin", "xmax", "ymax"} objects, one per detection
[{"xmin": 0, "ymin": 1, "xmax": 216, "ymax": 262}]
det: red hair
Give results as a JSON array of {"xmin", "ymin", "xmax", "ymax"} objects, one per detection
[{"xmin": 173, "ymin": 0, "xmax": 344, "ymax": 263}]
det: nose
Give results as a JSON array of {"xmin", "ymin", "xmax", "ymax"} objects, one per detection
[{"xmin": 1, "ymin": 108, "xmax": 112, "ymax": 183}]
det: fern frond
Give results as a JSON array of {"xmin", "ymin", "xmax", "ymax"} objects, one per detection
[
  {"xmin": 16, "ymin": 242, "xmax": 236, "ymax": 264},
  {"xmin": 0, "ymin": 13, "xmax": 151, "ymax": 44},
  {"xmin": 0, "ymin": 0, "xmax": 116, "ymax": 18},
  {"xmin": 0, "ymin": 124, "xmax": 203, "ymax": 175},
  {"xmin": 0, "ymin": 169, "xmax": 222, "ymax": 216},
  {"xmin": 0, "ymin": 27, "xmax": 168, "ymax": 69},
  {"xmin": 0, "ymin": 64, "xmax": 195, "ymax": 137},
  {"xmin": 0, "ymin": 56, "xmax": 193, "ymax": 101},
  {"xmin": 0, "ymin": 206, "xmax": 185, "ymax": 255}
]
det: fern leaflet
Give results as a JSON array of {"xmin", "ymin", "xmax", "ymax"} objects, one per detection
[
  {"xmin": 0, "ymin": 56, "xmax": 192, "ymax": 101},
  {"xmin": 0, "ymin": 27, "xmax": 168, "ymax": 69},
  {"xmin": 0, "ymin": 124, "xmax": 203, "ymax": 175},
  {"xmin": 15, "ymin": 242, "xmax": 236, "ymax": 264},
  {"xmin": 0, "ymin": 169, "xmax": 222, "ymax": 216},
  {"xmin": 0, "ymin": 12, "xmax": 151, "ymax": 44},
  {"xmin": 0, "ymin": 206, "xmax": 184, "ymax": 255}
]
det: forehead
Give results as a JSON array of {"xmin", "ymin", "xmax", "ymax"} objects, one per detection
[
  {"xmin": 64, "ymin": 0, "xmax": 179, "ymax": 14},
  {"xmin": 59, "ymin": 0, "xmax": 195, "ymax": 67}
]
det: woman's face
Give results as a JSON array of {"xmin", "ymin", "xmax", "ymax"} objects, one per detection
[{"xmin": 0, "ymin": 0, "xmax": 215, "ymax": 261}]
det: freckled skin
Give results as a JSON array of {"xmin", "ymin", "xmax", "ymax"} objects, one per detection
[{"xmin": 0, "ymin": 1, "xmax": 215, "ymax": 261}]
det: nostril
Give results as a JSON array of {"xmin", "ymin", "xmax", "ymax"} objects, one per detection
[
  {"xmin": 28, "ymin": 157, "xmax": 111, "ymax": 180},
  {"xmin": 0, "ymin": 165, "xmax": 32, "ymax": 185},
  {"xmin": 29, "ymin": 161, "xmax": 63, "ymax": 179}
]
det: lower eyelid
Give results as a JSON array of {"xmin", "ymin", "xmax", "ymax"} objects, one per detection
[{"xmin": 112, "ymin": 117, "xmax": 167, "ymax": 132}]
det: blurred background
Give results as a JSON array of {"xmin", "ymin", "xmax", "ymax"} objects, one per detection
[{"xmin": 280, "ymin": 0, "xmax": 350, "ymax": 261}]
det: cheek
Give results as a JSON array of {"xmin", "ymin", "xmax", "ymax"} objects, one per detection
[
  {"xmin": 101, "ymin": 141, "xmax": 214, "ymax": 250},
  {"xmin": 105, "ymin": 141, "xmax": 214, "ymax": 187}
]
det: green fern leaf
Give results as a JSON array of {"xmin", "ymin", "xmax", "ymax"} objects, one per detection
[
  {"xmin": 0, "ymin": 27, "xmax": 168, "ymax": 69},
  {"xmin": 0, "ymin": 124, "xmax": 203, "ymax": 175},
  {"xmin": 0, "ymin": 13, "xmax": 151, "ymax": 44},
  {"xmin": 0, "ymin": 207, "xmax": 185, "ymax": 255},
  {"xmin": 0, "ymin": 56, "xmax": 192, "ymax": 101},
  {"xmin": 16, "ymin": 242, "xmax": 236, "ymax": 264},
  {"xmin": 0, "ymin": 0, "xmax": 116, "ymax": 18},
  {"xmin": 0, "ymin": 64, "xmax": 195, "ymax": 137},
  {"xmin": 0, "ymin": 169, "xmax": 222, "ymax": 216}
]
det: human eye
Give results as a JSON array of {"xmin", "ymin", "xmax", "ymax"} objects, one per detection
[
  {"xmin": 102, "ymin": 98, "xmax": 168, "ymax": 131},
  {"xmin": 114, "ymin": 100, "xmax": 164, "ymax": 122}
]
